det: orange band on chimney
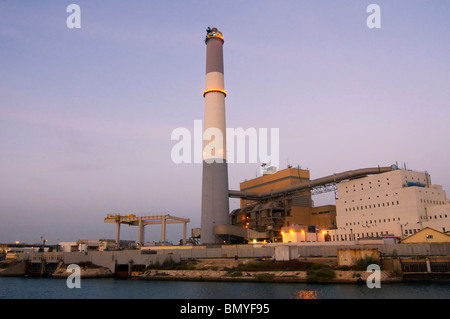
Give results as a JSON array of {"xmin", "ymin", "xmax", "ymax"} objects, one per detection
[{"xmin": 203, "ymin": 88, "xmax": 227, "ymax": 97}]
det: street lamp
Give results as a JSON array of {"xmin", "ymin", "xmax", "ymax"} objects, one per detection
[{"xmin": 40, "ymin": 236, "xmax": 47, "ymax": 253}]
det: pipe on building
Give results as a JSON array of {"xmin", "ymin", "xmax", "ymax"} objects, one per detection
[{"xmin": 229, "ymin": 165, "xmax": 396, "ymax": 200}]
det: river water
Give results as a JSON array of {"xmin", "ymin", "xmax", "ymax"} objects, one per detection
[{"xmin": 0, "ymin": 277, "xmax": 449, "ymax": 299}]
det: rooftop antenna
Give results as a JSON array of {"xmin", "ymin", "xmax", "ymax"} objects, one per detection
[{"xmin": 261, "ymin": 162, "xmax": 267, "ymax": 175}]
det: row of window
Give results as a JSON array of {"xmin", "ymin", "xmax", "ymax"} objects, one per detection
[
  {"xmin": 420, "ymin": 199, "xmax": 446, "ymax": 205},
  {"xmin": 332, "ymin": 231, "xmax": 391, "ymax": 241},
  {"xmin": 417, "ymin": 189, "xmax": 441, "ymax": 196},
  {"xmin": 332, "ymin": 226, "xmax": 447, "ymax": 242},
  {"xmin": 331, "ymin": 228, "xmax": 425, "ymax": 241},
  {"xmin": 345, "ymin": 178, "xmax": 391, "ymax": 188},
  {"xmin": 344, "ymin": 192, "xmax": 399, "ymax": 203},
  {"xmin": 420, "ymin": 214, "xmax": 448, "ymax": 220},
  {"xmin": 344, "ymin": 200, "xmax": 400, "ymax": 212},
  {"xmin": 344, "ymin": 213, "xmax": 449, "ymax": 227},
  {"xmin": 345, "ymin": 217, "xmax": 400, "ymax": 227},
  {"xmin": 403, "ymin": 228, "xmax": 431, "ymax": 236}
]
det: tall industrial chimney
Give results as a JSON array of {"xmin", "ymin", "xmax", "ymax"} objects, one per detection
[{"xmin": 200, "ymin": 27, "xmax": 230, "ymax": 244}]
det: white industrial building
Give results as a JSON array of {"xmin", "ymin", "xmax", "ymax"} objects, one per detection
[{"xmin": 329, "ymin": 168, "xmax": 450, "ymax": 242}]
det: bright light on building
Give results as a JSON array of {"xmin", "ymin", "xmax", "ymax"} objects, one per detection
[{"xmin": 203, "ymin": 88, "xmax": 227, "ymax": 97}]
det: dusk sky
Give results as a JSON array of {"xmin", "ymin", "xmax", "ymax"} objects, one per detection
[{"xmin": 1, "ymin": 1, "xmax": 449, "ymax": 244}]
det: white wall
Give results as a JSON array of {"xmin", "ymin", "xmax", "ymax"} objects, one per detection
[{"xmin": 332, "ymin": 169, "xmax": 449, "ymax": 241}]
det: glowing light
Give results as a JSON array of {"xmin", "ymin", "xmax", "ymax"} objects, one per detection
[
  {"xmin": 209, "ymin": 32, "xmax": 224, "ymax": 41},
  {"xmin": 322, "ymin": 230, "xmax": 327, "ymax": 235},
  {"xmin": 203, "ymin": 88, "xmax": 227, "ymax": 97},
  {"xmin": 205, "ymin": 29, "xmax": 224, "ymax": 43},
  {"xmin": 295, "ymin": 290, "xmax": 319, "ymax": 299},
  {"xmin": 290, "ymin": 230, "xmax": 294, "ymax": 235}
]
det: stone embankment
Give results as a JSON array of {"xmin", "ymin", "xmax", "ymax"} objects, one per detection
[
  {"xmin": 139, "ymin": 258, "xmax": 402, "ymax": 284},
  {"xmin": 140, "ymin": 268, "xmax": 400, "ymax": 283},
  {"xmin": 52, "ymin": 263, "xmax": 113, "ymax": 278}
]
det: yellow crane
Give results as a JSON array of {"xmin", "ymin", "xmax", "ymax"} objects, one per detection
[{"xmin": 106, "ymin": 214, "xmax": 136, "ymax": 220}]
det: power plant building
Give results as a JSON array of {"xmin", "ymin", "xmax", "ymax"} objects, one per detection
[
  {"xmin": 330, "ymin": 168, "xmax": 450, "ymax": 242},
  {"xmin": 230, "ymin": 166, "xmax": 449, "ymax": 244},
  {"xmin": 230, "ymin": 167, "xmax": 337, "ymax": 242},
  {"xmin": 196, "ymin": 27, "xmax": 449, "ymax": 246}
]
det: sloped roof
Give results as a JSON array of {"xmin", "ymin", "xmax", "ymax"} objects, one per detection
[{"xmin": 401, "ymin": 227, "xmax": 450, "ymax": 243}]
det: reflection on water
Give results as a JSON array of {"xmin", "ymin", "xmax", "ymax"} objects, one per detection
[
  {"xmin": 1, "ymin": 277, "xmax": 449, "ymax": 299},
  {"xmin": 294, "ymin": 290, "xmax": 319, "ymax": 299}
]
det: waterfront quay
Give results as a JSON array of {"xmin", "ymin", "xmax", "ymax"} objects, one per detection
[{"xmin": 1, "ymin": 242, "xmax": 449, "ymax": 283}]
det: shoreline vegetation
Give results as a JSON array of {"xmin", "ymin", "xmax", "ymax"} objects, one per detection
[
  {"xmin": 2, "ymin": 257, "xmax": 449, "ymax": 283},
  {"xmin": 138, "ymin": 258, "xmax": 402, "ymax": 284}
]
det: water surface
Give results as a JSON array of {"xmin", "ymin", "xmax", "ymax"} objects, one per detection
[{"xmin": 1, "ymin": 277, "xmax": 448, "ymax": 299}]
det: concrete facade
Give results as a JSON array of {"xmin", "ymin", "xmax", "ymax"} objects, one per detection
[
  {"xmin": 332, "ymin": 169, "xmax": 450, "ymax": 241},
  {"xmin": 267, "ymin": 242, "xmax": 450, "ymax": 259},
  {"xmin": 337, "ymin": 248, "xmax": 380, "ymax": 266},
  {"xmin": 61, "ymin": 250, "xmax": 179, "ymax": 272}
]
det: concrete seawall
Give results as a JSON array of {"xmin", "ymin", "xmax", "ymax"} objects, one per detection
[
  {"xmin": 142, "ymin": 242, "xmax": 450, "ymax": 259},
  {"xmin": 139, "ymin": 268, "xmax": 402, "ymax": 284},
  {"xmin": 1, "ymin": 243, "xmax": 449, "ymax": 281},
  {"xmin": 61, "ymin": 250, "xmax": 179, "ymax": 273},
  {"xmin": 0, "ymin": 261, "xmax": 28, "ymax": 277}
]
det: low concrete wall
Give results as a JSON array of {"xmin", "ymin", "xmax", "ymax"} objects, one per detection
[
  {"xmin": 62, "ymin": 251, "xmax": 180, "ymax": 272},
  {"xmin": 0, "ymin": 261, "xmax": 27, "ymax": 276},
  {"xmin": 267, "ymin": 243, "xmax": 450, "ymax": 259},
  {"xmin": 337, "ymin": 248, "xmax": 380, "ymax": 267},
  {"xmin": 146, "ymin": 245, "xmax": 274, "ymax": 259},
  {"xmin": 12, "ymin": 243, "xmax": 450, "ymax": 272}
]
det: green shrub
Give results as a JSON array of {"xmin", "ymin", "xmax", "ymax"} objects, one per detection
[
  {"xmin": 310, "ymin": 263, "xmax": 323, "ymax": 270},
  {"xmin": 228, "ymin": 271, "xmax": 243, "ymax": 277},
  {"xmin": 353, "ymin": 256, "xmax": 380, "ymax": 271},
  {"xmin": 145, "ymin": 259, "xmax": 196, "ymax": 270},
  {"xmin": 236, "ymin": 260, "xmax": 312, "ymax": 271},
  {"xmin": 254, "ymin": 273, "xmax": 276, "ymax": 281},
  {"xmin": 306, "ymin": 265, "xmax": 336, "ymax": 282},
  {"xmin": 338, "ymin": 265, "xmax": 351, "ymax": 271}
]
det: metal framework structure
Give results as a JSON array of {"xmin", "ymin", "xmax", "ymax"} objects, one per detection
[
  {"xmin": 310, "ymin": 182, "xmax": 338, "ymax": 199},
  {"xmin": 229, "ymin": 166, "xmax": 394, "ymax": 200},
  {"xmin": 104, "ymin": 214, "xmax": 190, "ymax": 247}
]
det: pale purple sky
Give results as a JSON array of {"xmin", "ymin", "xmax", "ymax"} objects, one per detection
[{"xmin": 1, "ymin": 1, "xmax": 449, "ymax": 244}]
